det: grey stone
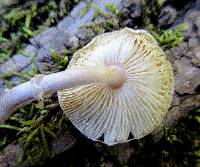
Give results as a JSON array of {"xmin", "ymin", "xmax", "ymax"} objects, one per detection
[
  {"xmin": 171, "ymin": 92, "xmax": 181, "ymax": 106},
  {"xmin": 0, "ymin": 54, "xmax": 29, "ymax": 74},
  {"xmin": 121, "ymin": 0, "xmax": 135, "ymax": 8},
  {"xmin": 122, "ymin": 19, "xmax": 132, "ymax": 26},
  {"xmin": 0, "ymin": 44, "xmax": 37, "ymax": 75},
  {"xmin": 0, "ymin": 143, "xmax": 23, "ymax": 167},
  {"xmin": 9, "ymin": 76, "xmax": 21, "ymax": 86},
  {"xmin": 111, "ymin": 143, "xmax": 134, "ymax": 165},
  {"xmin": 23, "ymin": 45, "xmax": 38, "ymax": 57},
  {"xmin": 70, "ymin": 1, "xmax": 86, "ymax": 19},
  {"xmin": 35, "ymin": 48, "xmax": 53, "ymax": 74},
  {"xmin": 192, "ymin": 49, "xmax": 200, "ymax": 66},
  {"xmin": 0, "ymin": 79, "xmax": 5, "ymax": 95},
  {"xmin": 76, "ymin": 28, "xmax": 95, "ymax": 40},
  {"xmin": 57, "ymin": 16, "xmax": 75, "ymax": 33},
  {"xmin": 188, "ymin": 38, "xmax": 200, "ymax": 51},
  {"xmin": 158, "ymin": 6, "xmax": 177, "ymax": 27},
  {"xmin": 175, "ymin": 65, "xmax": 200, "ymax": 94},
  {"xmin": 0, "ymin": 122, "xmax": 76, "ymax": 167},
  {"xmin": 50, "ymin": 131, "xmax": 76, "ymax": 158},
  {"xmin": 36, "ymin": 48, "xmax": 51, "ymax": 62},
  {"xmin": 30, "ymin": 27, "xmax": 59, "ymax": 47},
  {"xmin": 65, "ymin": 35, "xmax": 79, "ymax": 50},
  {"xmin": 1, "ymin": 0, "xmax": 128, "ymax": 78},
  {"xmin": 131, "ymin": 0, "xmax": 142, "ymax": 19},
  {"xmin": 42, "ymin": 32, "xmax": 69, "ymax": 52}
]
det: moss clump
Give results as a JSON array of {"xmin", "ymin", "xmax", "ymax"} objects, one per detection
[
  {"xmin": 105, "ymin": 3, "xmax": 121, "ymax": 17},
  {"xmin": 79, "ymin": 0, "xmax": 92, "ymax": 18},
  {"xmin": 0, "ymin": 0, "xmax": 79, "ymax": 64},
  {"xmin": 125, "ymin": 108, "xmax": 200, "ymax": 167},
  {"xmin": 159, "ymin": 109, "xmax": 200, "ymax": 166},
  {"xmin": 148, "ymin": 23, "xmax": 188, "ymax": 49},
  {"xmin": 0, "ymin": 97, "xmax": 65, "ymax": 166},
  {"xmin": 92, "ymin": 3, "xmax": 110, "ymax": 19},
  {"xmin": 50, "ymin": 49, "xmax": 74, "ymax": 70},
  {"xmin": 141, "ymin": 0, "xmax": 188, "ymax": 49},
  {"xmin": 0, "ymin": 56, "xmax": 38, "ymax": 88},
  {"xmin": 80, "ymin": 3, "xmax": 122, "ymax": 35}
]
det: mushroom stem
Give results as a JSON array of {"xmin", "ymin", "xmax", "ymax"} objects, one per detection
[{"xmin": 0, "ymin": 66, "xmax": 126, "ymax": 122}]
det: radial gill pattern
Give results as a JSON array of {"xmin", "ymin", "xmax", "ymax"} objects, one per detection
[{"xmin": 58, "ymin": 28, "xmax": 174, "ymax": 145}]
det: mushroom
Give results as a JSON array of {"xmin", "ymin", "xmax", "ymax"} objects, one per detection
[
  {"xmin": 0, "ymin": 28, "xmax": 173, "ymax": 146},
  {"xmin": 58, "ymin": 27, "xmax": 174, "ymax": 145}
]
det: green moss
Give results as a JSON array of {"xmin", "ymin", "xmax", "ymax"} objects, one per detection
[
  {"xmin": 62, "ymin": 49, "xmax": 74, "ymax": 56},
  {"xmin": 105, "ymin": 3, "xmax": 120, "ymax": 16},
  {"xmin": 159, "ymin": 109, "xmax": 200, "ymax": 166},
  {"xmin": 80, "ymin": 2, "xmax": 123, "ymax": 35},
  {"xmin": 0, "ymin": 49, "xmax": 12, "ymax": 64},
  {"xmin": 93, "ymin": 26, "xmax": 105, "ymax": 35},
  {"xmin": 0, "ymin": 56, "xmax": 38, "ymax": 88},
  {"xmin": 79, "ymin": 0, "xmax": 92, "ymax": 18},
  {"xmin": 194, "ymin": 150, "xmax": 200, "ymax": 158},
  {"xmin": 0, "ymin": 124, "xmax": 21, "ymax": 131},
  {"xmin": 0, "ymin": 98, "xmax": 63, "ymax": 166},
  {"xmin": 148, "ymin": 23, "xmax": 188, "ymax": 49},
  {"xmin": 92, "ymin": 4, "xmax": 109, "ymax": 19},
  {"xmin": 19, "ymin": 120, "xmax": 58, "ymax": 166},
  {"xmin": 50, "ymin": 49, "xmax": 69, "ymax": 69},
  {"xmin": 4, "ymin": 9, "xmax": 31, "ymax": 26},
  {"xmin": 141, "ymin": 0, "xmax": 187, "ymax": 50},
  {"xmin": 0, "ymin": 0, "xmax": 78, "ymax": 64}
]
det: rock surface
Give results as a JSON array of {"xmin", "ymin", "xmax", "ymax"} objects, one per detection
[
  {"xmin": 0, "ymin": 121, "xmax": 76, "ymax": 167},
  {"xmin": 158, "ymin": 5, "xmax": 177, "ymax": 27}
]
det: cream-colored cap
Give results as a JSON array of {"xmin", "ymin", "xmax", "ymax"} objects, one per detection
[{"xmin": 58, "ymin": 28, "xmax": 174, "ymax": 145}]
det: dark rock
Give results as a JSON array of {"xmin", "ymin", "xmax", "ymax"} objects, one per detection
[
  {"xmin": 165, "ymin": 29, "xmax": 200, "ymax": 95},
  {"xmin": 0, "ymin": 143, "xmax": 24, "ymax": 167},
  {"xmin": 171, "ymin": 92, "xmax": 181, "ymax": 106},
  {"xmin": 121, "ymin": 0, "xmax": 135, "ymax": 8},
  {"xmin": 121, "ymin": 8, "xmax": 130, "ymax": 17},
  {"xmin": 112, "ymin": 143, "xmax": 134, "ymax": 165},
  {"xmin": 188, "ymin": 38, "xmax": 200, "ymax": 50},
  {"xmin": 36, "ymin": 48, "xmax": 51, "ymax": 62},
  {"xmin": 0, "ymin": 79, "xmax": 5, "ymax": 95},
  {"xmin": 0, "ymin": 157, "xmax": 8, "ymax": 167},
  {"xmin": 50, "ymin": 131, "xmax": 76, "ymax": 158},
  {"xmin": 192, "ymin": 48, "xmax": 200, "ymax": 66},
  {"xmin": 122, "ymin": 19, "xmax": 133, "ymax": 27},
  {"xmin": 130, "ymin": 0, "xmax": 142, "ymax": 19},
  {"xmin": 0, "ymin": 45, "xmax": 37, "ymax": 75},
  {"xmin": 1, "ymin": 0, "xmax": 127, "ymax": 78},
  {"xmin": 158, "ymin": 5, "xmax": 177, "ymax": 27},
  {"xmin": 0, "ymin": 54, "xmax": 29, "ymax": 74},
  {"xmin": 76, "ymin": 28, "xmax": 95, "ymax": 40},
  {"xmin": 30, "ymin": 27, "xmax": 59, "ymax": 47},
  {"xmin": 35, "ymin": 48, "xmax": 54, "ymax": 74},
  {"xmin": 175, "ymin": 64, "xmax": 200, "ymax": 94},
  {"xmin": 65, "ymin": 35, "xmax": 79, "ymax": 50},
  {"xmin": 23, "ymin": 45, "xmax": 38, "ymax": 57},
  {"xmin": 57, "ymin": 16, "xmax": 75, "ymax": 33}
]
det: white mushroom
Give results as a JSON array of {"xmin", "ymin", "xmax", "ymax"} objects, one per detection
[
  {"xmin": 0, "ymin": 28, "xmax": 173, "ymax": 145},
  {"xmin": 58, "ymin": 27, "xmax": 174, "ymax": 145}
]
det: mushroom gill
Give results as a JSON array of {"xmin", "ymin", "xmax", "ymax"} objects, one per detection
[{"xmin": 58, "ymin": 27, "xmax": 174, "ymax": 145}]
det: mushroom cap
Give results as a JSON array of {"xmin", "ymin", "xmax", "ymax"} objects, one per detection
[{"xmin": 58, "ymin": 28, "xmax": 174, "ymax": 145}]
